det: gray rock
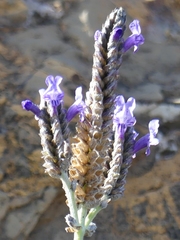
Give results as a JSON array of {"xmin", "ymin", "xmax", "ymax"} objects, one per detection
[
  {"xmin": 0, "ymin": 191, "xmax": 10, "ymax": 221},
  {"xmin": 6, "ymin": 25, "xmax": 69, "ymax": 60},
  {"xmin": 4, "ymin": 187, "xmax": 57, "ymax": 238},
  {"xmin": 135, "ymin": 103, "xmax": 180, "ymax": 123},
  {"xmin": 63, "ymin": 0, "xmax": 115, "ymax": 57},
  {"xmin": 123, "ymin": 83, "xmax": 163, "ymax": 102}
]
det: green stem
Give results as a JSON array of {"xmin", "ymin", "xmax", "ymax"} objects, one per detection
[
  {"xmin": 85, "ymin": 206, "xmax": 102, "ymax": 228},
  {"xmin": 60, "ymin": 171, "xmax": 79, "ymax": 221},
  {"xmin": 74, "ymin": 205, "xmax": 102, "ymax": 239},
  {"xmin": 73, "ymin": 230, "xmax": 84, "ymax": 240},
  {"xmin": 73, "ymin": 204, "xmax": 87, "ymax": 240},
  {"xmin": 78, "ymin": 204, "xmax": 87, "ymax": 226},
  {"xmin": 60, "ymin": 172, "xmax": 104, "ymax": 240}
]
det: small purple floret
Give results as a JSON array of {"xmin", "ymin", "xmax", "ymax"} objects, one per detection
[
  {"xmin": 124, "ymin": 19, "xmax": 144, "ymax": 52},
  {"xmin": 94, "ymin": 30, "xmax": 101, "ymax": 41},
  {"xmin": 133, "ymin": 119, "xmax": 159, "ymax": 156},
  {"xmin": 42, "ymin": 75, "xmax": 64, "ymax": 115},
  {"xmin": 113, "ymin": 95, "xmax": 136, "ymax": 139},
  {"xmin": 66, "ymin": 86, "xmax": 85, "ymax": 122},
  {"xmin": 21, "ymin": 100, "xmax": 41, "ymax": 117},
  {"xmin": 112, "ymin": 27, "xmax": 123, "ymax": 41}
]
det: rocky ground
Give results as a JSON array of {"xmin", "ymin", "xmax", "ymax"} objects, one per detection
[{"xmin": 0, "ymin": 0, "xmax": 180, "ymax": 239}]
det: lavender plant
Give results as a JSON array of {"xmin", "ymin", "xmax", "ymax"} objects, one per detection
[{"xmin": 22, "ymin": 7, "xmax": 159, "ymax": 240}]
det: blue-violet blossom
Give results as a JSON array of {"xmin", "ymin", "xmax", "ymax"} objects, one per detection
[
  {"xmin": 134, "ymin": 119, "xmax": 159, "ymax": 156},
  {"xmin": 42, "ymin": 75, "xmax": 64, "ymax": 116},
  {"xmin": 112, "ymin": 27, "xmax": 123, "ymax": 41},
  {"xmin": 22, "ymin": 75, "xmax": 85, "ymax": 123},
  {"xmin": 113, "ymin": 96, "xmax": 159, "ymax": 156},
  {"xmin": 66, "ymin": 86, "xmax": 86, "ymax": 122},
  {"xmin": 94, "ymin": 30, "xmax": 101, "ymax": 41},
  {"xmin": 124, "ymin": 19, "xmax": 145, "ymax": 52},
  {"xmin": 94, "ymin": 27, "xmax": 123, "ymax": 42},
  {"xmin": 21, "ymin": 100, "xmax": 41, "ymax": 117},
  {"xmin": 113, "ymin": 95, "xmax": 136, "ymax": 139}
]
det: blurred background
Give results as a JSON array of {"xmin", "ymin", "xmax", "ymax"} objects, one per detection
[{"xmin": 0, "ymin": 0, "xmax": 180, "ymax": 239}]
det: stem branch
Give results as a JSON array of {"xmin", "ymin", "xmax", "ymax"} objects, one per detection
[{"xmin": 60, "ymin": 171, "xmax": 79, "ymax": 221}]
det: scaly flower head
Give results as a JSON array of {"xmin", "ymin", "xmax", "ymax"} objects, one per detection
[
  {"xmin": 134, "ymin": 119, "xmax": 159, "ymax": 156},
  {"xmin": 124, "ymin": 19, "xmax": 145, "ymax": 52},
  {"xmin": 113, "ymin": 95, "xmax": 136, "ymax": 139},
  {"xmin": 66, "ymin": 86, "xmax": 86, "ymax": 122}
]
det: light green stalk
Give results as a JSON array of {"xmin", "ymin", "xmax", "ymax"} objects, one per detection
[{"xmin": 60, "ymin": 171, "xmax": 79, "ymax": 221}]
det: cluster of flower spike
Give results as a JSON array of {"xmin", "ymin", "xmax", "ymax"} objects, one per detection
[{"xmin": 22, "ymin": 8, "xmax": 159, "ymax": 209}]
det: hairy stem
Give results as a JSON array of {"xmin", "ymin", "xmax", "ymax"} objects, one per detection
[
  {"xmin": 60, "ymin": 171, "xmax": 79, "ymax": 221},
  {"xmin": 85, "ymin": 206, "xmax": 102, "ymax": 228},
  {"xmin": 73, "ymin": 204, "xmax": 87, "ymax": 240}
]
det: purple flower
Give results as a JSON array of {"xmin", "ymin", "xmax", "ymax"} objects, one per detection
[
  {"xmin": 42, "ymin": 75, "xmax": 64, "ymax": 116},
  {"xmin": 21, "ymin": 100, "xmax": 41, "ymax": 117},
  {"xmin": 94, "ymin": 30, "xmax": 101, "ymax": 41},
  {"xmin": 112, "ymin": 27, "xmax": 123, "ymax": 41},
  {"xmin": 113, "ymin": 95, "xmax": 136, "ymax": 139},
  {"xmin": 133, "ymin": 119, "xmax": 159, "ymax": 156},
  {"xmin": 124, "ymin": 20, "xmax": 144, "ymax": 52},
  {"xmin": 66, "ymin": 86, "xmax": 86, "ymax": 122}
]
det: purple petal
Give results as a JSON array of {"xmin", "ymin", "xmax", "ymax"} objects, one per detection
[
  {"xmin": 21, "ymin": 100, "xmax": 41, "ymax": 117},
  {"xmin": 94, "ymin": 30, "xmax": 101, "ymax": 41},
  {"xmin": 149, "ymin": 119, "xmax": 159, "ymax": 137},
  {"xmin": 124, "ymin": 34, "xmax": 144, "ymax": 52},
  {"xmin": 42, "ymin": 75, "xmax": 64, "ymax": 116},
  {"xmin": 129, "ymin": 19, "xmax": 141, "ymax": 35},
  {"xmin": 133, "ymin": 119, "xmax": 159, "ymax": 156},
  {"xmin": 123, "ymin": 35, "xmax": 136, "ymax": 52},
  {"xmin": 114, "ymin": 95, "xmax": 125, "ymax": 114},
  {"xmin": 126, "ymin": 97, "xmax": 136, "ymax": 113},
  {"xmin": 114, "ymin": 96, "xmax": 136, "ymax": 126},
  {"xmin": 133, "ymin": 134, "xmax": 150, "ymax": 155},
  {"xmin": 43, "ymin": 75, "xmax": 64, "ymax": 106},
  {"xmin": 113, "ymin": 95, "xmax": 136, "ymax": 139},
  {"xmin": 123, "ymin": 20, "xmax": 144, "ymax": 53},
  {"xmin": 133, "ymin": 34, "xmax": 145, "ymax": 52},
  {"xmin": 112, "ymin": 27, "xmax": 123, "ymax": 41},
  {"xmin": 149, "ymin": 119, "xmax": 159, "ymax": 146},
  {"xmin": 66, "ymin": 87, "xmax": 85, "ymax": 122}
]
